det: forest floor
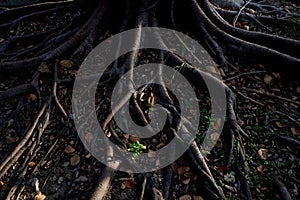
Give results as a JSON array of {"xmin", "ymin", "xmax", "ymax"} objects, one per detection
[{"xmin": 0, "ymin": 0, "xmax": 300, "ymax": 200}]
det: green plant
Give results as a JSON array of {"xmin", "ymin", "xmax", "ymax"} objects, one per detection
[{"xmin": 128, "ymin": 141, "xmax": 146, "ymax": 159}]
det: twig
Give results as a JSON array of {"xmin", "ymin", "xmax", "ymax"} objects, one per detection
[
  {"xmin": 233, "ymin": 0, "xmax": 252, "ymax": 27},
  {"xmin": 0, "ymin": 97, "xmax": 51, "ymax": 178},
  {"xmin": 53, "ymin": 60, "xmax": 68, "ymax": 118},
  {"xmin": 225, "ymin": 70, "xmax": 266, "ymax": 82},
  {"xmin": 236, "ymin": 91, "xmax": 265, "ymax": 106},
  {"xmin": 138, "ymin": 175, "xmax": 147, "ymax": 200},
  {"xmin": 241, "ymin": 87, "xmax": 300, "ymax": 106}
]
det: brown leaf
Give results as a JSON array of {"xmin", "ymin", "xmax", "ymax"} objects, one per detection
[
  {"xmin": 264, "ymin": 74, "xmax": 272, "ymax": 84},
  {"xmin": 272, "ymin": 72, "xmax": 281, "ymax": 79},
  {"xmin": 129, "ymin": 135, "xmax": 140, "ymax": 142},
  {"xmin": 68, "ymin": 70, "xmax": 77, "ymax": 75},
  {"xmin": 122, "ymin": 180, "xmax": 137, "ymax": 189},
  {"xmin": 182, "ymin": 178, "xmax": 190, "ymax": 185},
  {"xmin": 60, "ymin": 60, "xmax": 73, "ymax": 68},
  {"xmin": 257, "ymin": 165, "xmax": 266, "ymax": 175},
  {"xmin": 258, "ymin": 148, "xmax": 269, "ymax": 160},
  {"xmin": 156, "ymin": 143, "xmax": 165, "ymax": 149},
  {"xmin": 28, "ymin": 162, "xmax": 36, "ymax": 168},
  {"xmin": 120, "ymin": 183, "xmax": 126, "ymax": 189},
  {"xmin": 291, "ymin": 127, "xmax": 298, "ymax": 135},
  {"xmin": 296, "ymin": 87, "xmax": 300, "ymax": 94},
  {"xmin": 29, "ymin": 94, "xmax": 37, "ymax": 101},
  {"xmin": 179, "ymin": 195, "xmax": 191, "ymax": 200},
  {"xmin": 38, "ymin": 63, "xmax": 51, "ymax": 73},
  {"xmin": 0, "ymin": 181, "xmax": 7, "ymax": 191},
  {"xmin": 64, "ymin": 145, "xmax": 76, "ymax": 154},
  {"xmin": 34, "ymin": 192, "xmax": 47, "ymax": 200},
  {"xmin": 193, "ymin": 196, "xmax": 204, "ymax": 200},
  {"xmin": 123, "ymin": 133, "xmax": 129, "ymax": 139},
  {"xmin": 148, "ymin": 149, "xmax": 156, "ymax": 158},
  {"xmin": 70, "ymin": 154, "xmax": 81, "ymax": 166},
  {"xmin": 6, "ymin": 136, "xmax": 19, "ymax": 144},
  {"xmin": 275, "ymin": 121, "xmax": 284, "ymax": 128},
  {"xmin": 85, "ymin": 153, "xmax": 91, "ymax": 159}
]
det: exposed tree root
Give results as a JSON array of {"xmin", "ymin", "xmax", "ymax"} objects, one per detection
[
  {"xmin": 0, "ymin": 0, "xmax": 299, "ymax": 199},
  {"xmin": 273, "ymin": 176, "xmax": 292, "ymax": 200}
]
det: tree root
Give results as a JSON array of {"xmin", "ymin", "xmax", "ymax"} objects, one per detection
[{"xmin": 0, "ymin": 0, "xmax": 299, "ymax": 199}]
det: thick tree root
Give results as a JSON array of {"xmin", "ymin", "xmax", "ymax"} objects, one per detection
[{"xmin": 0, "ymin": 0, "xmax": 299, "ymax": 199}]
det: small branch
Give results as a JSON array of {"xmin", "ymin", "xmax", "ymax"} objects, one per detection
[
  {"xmin": 241, "ymin": 87, "xmax": 300, "ymax": 106},
  {"xmin": 53, "ymin": 60, "xmax": 68, "ymax": 118},
  {"xmin": 0, "ymin": 96, "xmax": 51, "ymax": 178},
  {"xmin": 236, "ymin": 90, "xmax": 265, "ymax": 107},
  {"xmin": 224, "ymin": 70, "xmax": 266, "ymax": 82},
  {"xmin": 233, "ymin": 0, "xmax": 252, "ymax": 27}
]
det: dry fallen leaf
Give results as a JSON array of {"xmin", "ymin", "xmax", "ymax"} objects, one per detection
[
  {"xmin": 0, "ymin": 181, "xmax": 7, "ymax": 191},
  {"xmin": 28, "ymin": 162, "xmax": 35, "ymax": 168},
  {"xmin": 193, "ymin": 196, "xmax": 204, "ymax": 200},
  {"xmin": 85, "ymin": 153, "xmax": 91, "ymax": 159},
  {"xmin": 38, "ymin": 63, "xmax": 51, "ymax": 73},
  {"xmin": 258, "ymin": 148, "xmax": 269, "ymax": 160},
  {"xmin": 156, "ymin": 143, "xmax": 165, "ymax": 149},
  {"xmin": 64, "ymin": 145, "xmax": 76, "ymax": 154},
  {"xmin": 275, "ymin": 121, "xmax": 284, "ymax": 128},
  {"xmin": 34, "ymin": 191, "xmax": 47, "ymax": 200},
  {"xmin": 60, "ymin": 60, "xmax": 73, "ymax": 68},
  {"xmin": 68, "ymin": 70, "xmax": 77, "ymax": 75},
  {"xmin": 122, "ymin": 180, "xmax": 137, "ymax": 189},
  {"xmin": 179, "ymin": 194, "xmax": 191, "ymax": 200},
  {"xmin": 70, "ymin": 154, "xmax": 81, "ymax": 166},
  {"xmin": 291, "ymin": 127, "xmax": 298, "ymax": 135},
  {"xmin": 296, "ymin": 87, "xmax": 300, "ymax": 94},
  {"xmin": 29, "ymin": 94, "xmax": 37, "ymax": 101},
  {"xmin": 129, "ymin": 135, "xmax": 140, "ymax": 142},
  {"xmin": 182, "ymin": 178, "xmax": 190, "ymax": 185},
  {"xmin": 272, "ymin": 72, "xmax": 281, "ymax": 79},
  {"xmin": 257, "ymin": 165, "xmax": 266, "ymax": 175},
  {"xmin": 6, "ymin": 136, "xmax": 19, "ymax": 144},
  {"xmin": 148, "ymin": 149, "xmax": 156, "ymax": 158},
  {"xmin": 264, "ymin": 74, "xmax": 272, "ymax": 84}
]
